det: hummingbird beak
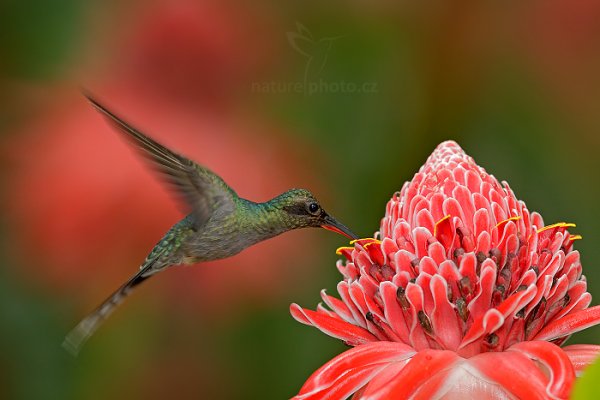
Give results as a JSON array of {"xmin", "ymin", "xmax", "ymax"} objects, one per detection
[{"xmin": 321, "ymin": 215, "xmax": 358, "ymax": 240}]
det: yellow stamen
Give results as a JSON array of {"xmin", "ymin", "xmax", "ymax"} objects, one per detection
[
  {"xmin": 364, "ymin": 242, "xmax": 381, "ymax": 250},
  {"xmin": 349, "ymin": 238, "xmax": 381, "ymax": 245},
  {"xmin": 569, "ymin": 234, "xmax": 583, "ymax": 241},
  {"xmin": 434, "ymin": 215, "xmax": 452, "ymax": 236},
  {"xmin": 335, "ymin": 246, "xmax": 354, "ymax": 255},
  {"xmin": 537, "ymin": 222, "xmax": 576, "ymax": 234},
  {"xmin": 495, "ymin": 216, "xmax": 522, "ymax": 228}
]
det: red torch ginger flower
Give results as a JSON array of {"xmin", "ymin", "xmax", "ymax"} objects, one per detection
[{"xmin": 291, "ymin": 141, "xmax": 600, "ymax": 399}]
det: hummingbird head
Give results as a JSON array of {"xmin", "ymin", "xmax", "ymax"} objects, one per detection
[{"xmin": 274, "ymin": 189, "xmax": 358, "ymax": 239}]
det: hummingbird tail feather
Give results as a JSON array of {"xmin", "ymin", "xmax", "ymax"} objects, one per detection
[{"xmin": 62, "ymin": 261, "xmax": 158, "ymax": 356}]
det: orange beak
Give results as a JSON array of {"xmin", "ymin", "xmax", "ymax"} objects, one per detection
[{"xmin": 322, "ymin": 215, "xmax": 358, "ymax": 240}]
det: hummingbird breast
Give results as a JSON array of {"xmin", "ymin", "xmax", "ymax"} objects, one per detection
[
  {"xmin": 177, "ymin": 212, "xmax": 274, "ymax": 263},
  {"xmin": 162, "ymin": 199, "xmax": 290, "ymax": 266}
]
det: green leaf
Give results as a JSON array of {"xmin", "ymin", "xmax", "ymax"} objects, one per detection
[{"xmin": 572, "ymin": 356, "xmax": 600, "ymax": 399}]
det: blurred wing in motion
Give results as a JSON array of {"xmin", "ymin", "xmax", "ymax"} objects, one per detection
[{"xmin": 84, "ymin": 93, "xmax": 236, "ymax": 228}]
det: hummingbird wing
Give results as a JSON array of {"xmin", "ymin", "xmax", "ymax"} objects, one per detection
[{"xmin": 85, "ymin": 94, "xmax": 236, "ymax": 228}]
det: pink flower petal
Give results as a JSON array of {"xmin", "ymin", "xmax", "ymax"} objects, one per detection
[
  {"xmin": 508, "ymin": 341, "xmax": 575, "ymax": 399},
  {"xmin": 295, "ymin": 342, "xmax": 416, "ymax": 399},
  {"xmin": 459, "ymin": 308, "xmax": 504, "ymax": 352},
  {"xmin": 294, "ymin": 365, "xmax": 385, "ymax": 400},
  {"xmin": 469, "ymin": 283, "xmax": 531, "ymax": 350},
  {"xmin": 290, "ymin": 304, "xmax": 377, "ymax": 346},
  {"xmin": 430, "ymin": 275, "xmax": 461, "ymax": 351},
  {"xmin": 468, "ymin": 259, "xmax": 496, "ymax": 319},
  {"xmin": 338, "ymin": 282, "xmax": 367, "ymax": 328},
  {"xmin": 320, "ymin": 290, "xmax": 354, "ymax": 324},
  {"xmin": 360, "ymin": 349, "xmax": 460, "ymax": 399},
  {"xmin": 380, "ymin": 281, "xmax": 410, "ymax": 344},
  {"xmin": 351, "ymin": 361, "xmax": 409, "ymax": 400},
  {"xmin": 405, "ymin": 282, "xmax": 430, "ymax": 350},
  {"xmin": 562, "ymin": 344, "xmax": 600, "ymax": 376},
  {"xmin": 468, "ymin": 351, "xmax": 551, "ymax": 399},
  {"xmin": 533, "ymin": 304, "xmax": 600, "ymax": 341}
]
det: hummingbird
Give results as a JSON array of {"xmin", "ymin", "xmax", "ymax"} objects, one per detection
[{"xmin": 62, "ymin": 94, "xmax": 358, "ymax": 356}]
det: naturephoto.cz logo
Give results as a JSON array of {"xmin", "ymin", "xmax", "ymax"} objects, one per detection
[{"xmin": 251, "ymin": 23, "xmax": 378, "ymax": 95}]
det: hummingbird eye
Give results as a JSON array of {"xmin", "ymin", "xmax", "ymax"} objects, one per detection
[{"xmin": 307, "ymin": 202, "xmax": 320, "ymax": 215}]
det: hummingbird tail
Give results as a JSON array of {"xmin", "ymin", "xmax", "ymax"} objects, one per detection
[{"xmin": 62, "ymin": 261, "xmax": 158, "ymax": 357}]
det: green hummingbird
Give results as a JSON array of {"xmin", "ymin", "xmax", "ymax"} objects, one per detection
[{"xmin": 62, "ymin": 95, "xmax": 357, "ymax": 356}]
